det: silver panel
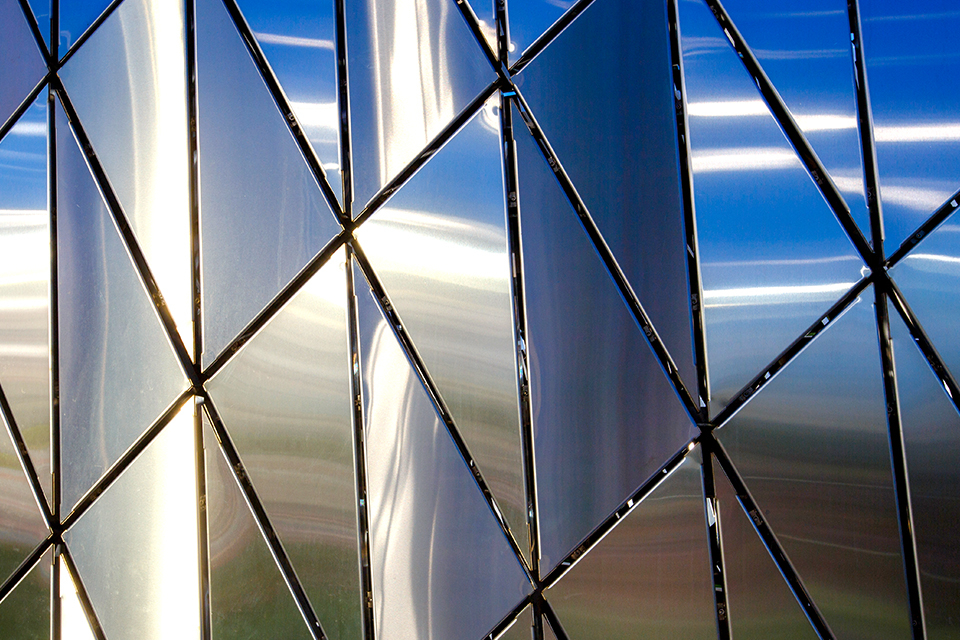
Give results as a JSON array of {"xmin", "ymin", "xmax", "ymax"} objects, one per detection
[
  {"xmin": 64, "ymin": 403, "xmax": 200, "ymax": 640},
  {"xmin": 203, "ymin": 415, "xmax": 314, "ymax": 640},
  {"xmin": 239, "ymin": 0, "xmax": 343, "ymax": 204},
  {"xmin": 546, "ymin": 449, "xmax": 715, "ymax": 640},
  {"xmin": 498, "ymin": 604, "xmax": 534, "ymax": 640},
  {"xmin": 720, "ymin": 0, "xmax": 868, "ymax": 237},
  {"xmin": 679, "ymin": 0, "xmax": 865, "ymax": 414},
  {"xmin": 891, "ymin": 214, "xmax": 960, "ymax": 384},
  {"xmin": 713, "ymin": 458, "xmax": 819, "ymax": 640},
  {"xmin": 58, "ymin": 0, "xmax": 112, "ymax": 53},
  {"xmin": 59, "ymin": 554, "xmax": 97, "ymax": 640},
  {"xmin": 514, "ymin": 103, "xmax": 697, "ymax": 572},
  {"xmin": 860, "ymin": 2, "xmax": 960, "ymax": 250},
  {"xmin": 355, "ymin": 260, "xmax": 531, "ymax": 640},
  {"xmin": 355, "ymin": 105, "xmax": 528, "ymax": 564},
  {"xmin": 0, "ymin": 546, "xmax": 51, "ymax": 638},
  {"xmin": 0, "ymin": 94, "xmax": 50, "ymax": 508},
  {"xmin": 344, "ymin": 0, "xmax": 494, "ymax": 208},
  {"xmin": 0, "ymin": 412, "xmax": 47, "ymax": 586},
  {"xmin": 717, "ymin": 286, "xmax": 912, "ymax": 638},
  {"xmin": 0, "ymin": 1, "xmax": 44, "ymax": 130},
  {"xmin": 60, "ymin": 0, "xmax": 193, "ymax": 352},
  {"xmin": 515, "ymin": 0, "xmax": 696, "ymax": 389},
  {"xmin": 207, "ymin": 247, "xmax": 362, "ymax": 640},
  {"xmin": 196, "ymin": 0, "xmax": 341, "ymax": 367},
  {"xmin": 889, "ymin": 306, "xmax": 960, "ymax": 638},
  {"xmin": 56, "ymin": 102, "xmax": 189, "ymax": 513}
]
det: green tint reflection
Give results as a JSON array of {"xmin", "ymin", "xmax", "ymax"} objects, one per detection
[{"xmin": 0, "ymin": 547, "xmax": 50, "ymax": 640}]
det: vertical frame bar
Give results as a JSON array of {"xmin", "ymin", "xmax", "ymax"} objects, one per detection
[
  {"xmin": 334, "ymin": 0, "xmax": 353, "ymax": 218},
  {"xmin": 701, "ymin": 449, "xmax": 731, "ymax": 640}
]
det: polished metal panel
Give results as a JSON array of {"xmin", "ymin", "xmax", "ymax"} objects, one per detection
[
  {"xmin": 498, "ymin": 604, "xmax": 534, "ymax": 640},
  {"xmin": 58, "ymin": 0, "xmax": 113, "ymax": 53},
  {"xmin": 59, "ymin": 554, "xmax": 97, "ymax": 640},
  {"xmin": 860, "ymin": 2, "xmax": 960, "ymax": 250},
  {"xmin": 713, "ymin": 458, "xmax": 818, "ymax": 640},
  {"xmin": 515, "ymin": 0, "xmax": 696, "ymax": 389},
  {"xmin": 355, "ymin": 261, "xmax": 531, "ymax": 640},
  {"xmin": 719, "ymin": 0, "xmax": 868, "ymax": 237},
  {"xmin": 717, "ymin": 287, "xmax": 912, "ymax": 638},
  {"xmin": 203, "ymin": 415, "xmax": 314, "ymax": 640},
  {"xmin": 26, "ymin": 0, "xmax": 50, "ymax": 50},
  {"xmin": 546, "ymin": 449, "xmax": 715, "ymax": 640},
  {"xmin": 60, "ymin": 0, "xmax": 193, "ymax": 352},
  {"xmin": 207, "ymin": 247, "xmax": 363, "ymax": 640},
  {"xmin": 0, "ymin": 0, "xmax": 45, "ymax": 130},
  {"xmin": 889, "ymin": 307, "xmax": 960, "ymax": 638},
  {"xmin": 64, "ymin": 404, "xmax": 200, "ymax": 640},
  {"xmin": 196, "ymin": 0, "xmax": 341, "ymax": 367},
  {"xmin": 344, "ymin": 0, "xmax": 494, "ymax": 209},
  {"xmin": 0, "ymin": 546, "xmax": 51, "ymax": 638},
  {"xmin": 0, "ymin": 94, "xmax": 50, "ymax": 508},
  {"xmin": 891, "ymin": 213, "xmax": 960, "ymax": 383},
  {"xmin": 355, "ymin": 106, "xmax": 528, "ymax": 563},
  {"xmin": 239, "ymin": 0, "xmax": 343, "ymax": 204},
  {"xmin": 56, "ymin": 102, "xmax": 189, "ymax": 513},
  {"xmin": 513, "ymin": 105, "xmax": 697, "ymax": 572},
  {"xmin": 679, "ymin": 0, "xmax": 865, "ymax": 414},
  {"xmin": 506, "ymin": 0, "xmax": 570, "ymax": 60},
  {"xmin": 0, "ymin": 412, "xmax": 47, "ymax": 587}
]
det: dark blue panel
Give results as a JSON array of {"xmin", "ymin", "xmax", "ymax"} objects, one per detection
[
  {"xmin": 0, "ymin": 0, "xmax": 45, "ymax": 131},
  {"xmin": 516, "ymin": 0, "xmax": 696, "ymax": 392},
  {"xmin": 507, "ymin": 0, "xmax": 570, "ymax": 60},
  {"xmin": 514, "ymin": 103, "xmax": 696, "ymax": 572},
  {"xmin": 59, "ymin": 0, "xmax": 112, "ymax": 54}
]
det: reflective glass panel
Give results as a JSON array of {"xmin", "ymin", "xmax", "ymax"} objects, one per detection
[
  {"xmin": 56, "ymin": 102, "xmax": 189, "ymax": 513},
  {"xmin": 890, "ymin": 211, "xmax": 960, "ymax": 383},
  {"xmin": 203, "ymin": 415, "xmax": 313, "ymax": 640},
  {"xmin": 498, "ymin": 604, "xmax": 534, "ymax": 640},
  {"xmin": 546, "ymin": 448, "xmax": 715, "ymax": 639},
  {"xmin": 514, "ymin": 103, "xmax": 697, "ymax": 572},
  {"xmin": 355, "ymin": 260, "xmax": 531, "ymax": 640},
  {"xmin": 355, "ymin": 104, "xmax": 528, "ymax": 562},
  {"xmin": 207, "ymin": 247, "xmax": 362, "ymax": 640},
  {"xmin": 344, "ymin": 0, "xmax": 494, "ymax": 209},
  {"xmin": 889, "ymin": 306, "xmax": 960, "ymax": 638},
  {"xmin": 0, "ymin": 546, "xmax": 50, "ymax": 640},
  {"xmin": 59, "ymin": 555, "xmax": 97, "ymax": 640},
  {"xmin": 860, "ymin": 1, "xmax": 960, "ymax": 251},
  {"xmin": 0, "ymin": 0, "xmax": 44, "ymax": 131},
  {"xmin": 238, "ymin": 0, "xmax": 342, "ymax": 204},
  {"xmin": 719, "ymin": 0, "xmax": 868, "ymax": 237},
  {"xmin": 679, "ymin": 0, "xmax": 865, "ymax": 414},
  {"xmin": 507, "ymin": 0, "xmax": 571, "ymax": 61},
  {"xmin": 713, "ymin": 458, "xmax": 819, "ymax": 640},
  {"xmin": 59, "ymin": 0, "xmax": 112, "ymax": 54},
  {"xmin": 196, "ymin": 0, "xmax": 341, "ymax": 367},
  {"xmin": 716, "ymin": 286, "xmax": 912, "ymax": 638},
  {"xmin": 0, "ymin": 93, "xmax": 50, "ymax": 508},
  {"xmin": 515, "ymin": 0, "xmax": 696, "ymax": 389},
  {"xmin": 27, "ymin": 0, "xmax": 50, "ymax": 50},
  {"xmin": 63, "ymin": 403, "xmax": 200, "ymax": 640},
  {"xmin": 60, "ymin": 0, "xmax": 193, "ymax": 352},
  {"xmin": 0, "ymin": 411, "xmax": 47, "ymax": 587}
]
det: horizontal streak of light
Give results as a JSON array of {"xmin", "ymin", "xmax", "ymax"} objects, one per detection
[
  {"xmin": 0, "ymin": 344, "xmax": 47, "ymax": 358},
  {"xmin": 704, "ymin": 281, "xmax": 855, "ymax": 307},
  {"xmin": 688, "ymin": 100, "xmax": 857, "ymax": 131},
  {"xmin": 903, "ymin": 252, "xmax": 960, "ymax": 266},
  {"xmin": 875, "ymin": 124, "xmax": 960, "ymax": 142},
  {"xmin": 692, "ymin": 147, "xmax": 799, "ymax": 172},
  {"xmin": 0, "ymin": 296, "xmax": 46, "ymax": 310},
  {"xmin": 254, "ymin": 32, "xmax": 334, "ymax": 50},
  {"xmin": 4, "ymin": 122, "xmax": 46, "ymax": 137},
  {"xmin": 289, "ymin": 101, "xmax": 338, "ymax": 130}
]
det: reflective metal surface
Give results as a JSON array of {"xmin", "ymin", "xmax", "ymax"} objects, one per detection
[
  {"xmin": 891, "ymin": 213, "xmax": 960, "ymax": 383},
  {"xmin": 679, "ymin": 0, "xmax": 865, "ymax": 414},
  {"xmin": 713, "ymin": 458, "xmax": 818, "ymax": 640},
  {"xmin": 506, "ymin": 0, "xmax": 572, "ymax": 61},
  {"xmin": 59, "ymin": 0, "xmax": 113, "ymax": 54},
  {"xmin": 515, "ymin": 0, "xmax": 696, "ymax": 389},
  {"xmin": 344, "ymin": 0, "xmax": 494, "ymax": 208},
  {"xmin": 26, "ymin": 0, "xmax": 50, "ymax": 50},
  {"xmin": 64, "ymin": 404, "xmax": 200, "ymax": 640},
  {"xmin": 60, "ymin": 555, "xmax": 97, "ymax": 640},
  {"xmin": 514, "ymin": 105, "xmax": 697, "ymax": 572},
  {"xmin": 498, "ymin": 604, "xmax": 534, "ymax": 640},
  {"xmin": 717, "ymin": 287, "xmax": 912, "ymax": 639},
  {"xmin": 0, "ymin": 0, "xmax": 44, "ymax": 130},
  {"xmin": 355, "ymin": 106, "xmax": 528, "ymax": 562},
  {"xmin": 197, "ymin": 0, "xmax": 341, "ymax": 367},
  {"xmin": 0, "ymin": 546, "xmax": 50, "ymax": 638},
  {"xmin": 207, "ymin": 247, "xmax": 362, "ymax": 640},
  {"xmin": 860, "ymin": 1, "xmax": 960, "ymax": 250},
  {"xmin": 355, "ymin": 261, "xmax": 531, "ymax": 640},
  {"xmin": 0, "ymin": 413, "xmax": 47, "ymax": 588},
  {"xmin": 0, "ymin": 94, "xmax": 50, "ymax": 508},
  {"xmin": 56, "ymin": 102, "xmax": 189, "ymax": 513},
  {"xmin": 889, "ymin": 307, "xmax": 960, "ymax": 638},
  {"xmin": 546, "ymin": 449, "xmax": 715, "ymax": 640},
  {"xmin": 60, "ymin": 0, "xmax": 193, "ymax": 352},
  {"xmin": 719, "ymin": 0, "xmax": 868, "ymax": 237},
  {"xmin": 203, "ymin": 415, "xmax": 314, "ymax": 640},
  {"xmin": 239, "ymin": 0, "xmax": 342, "ymax": 204}
]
